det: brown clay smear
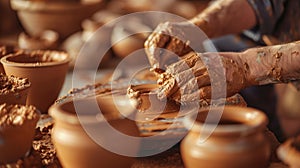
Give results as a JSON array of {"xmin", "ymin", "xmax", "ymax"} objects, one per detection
[
  {"xmin": 0, "ymin": 74, "xmax": 30, "ymax": 94},
  {"xmin": 0, "ymin": 104, "xmax": 39, "ymax": 126}
]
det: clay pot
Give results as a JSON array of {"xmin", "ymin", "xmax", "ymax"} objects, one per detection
[
  {"xmin": 49, "ymin": 94, "xmax": 140, "ymax": 168},
  {"xmin": 11, "ymin": 0, "xmax": 104, "ymax": 39},
  {"xmin": 277, "ymin": 135, "xmax": 300, "ymax": 168},
  {"xmin": 181, "ymin": 106, "xmax": 270, "ymax": 168},
  {"xmin": 127, "ymin": 84, "xmax": 180, "ymax": 114},
  {"xmin": 0, "ymin": 74, "xmax": 31, "ymax": 105},
  {"xmin": 18, "ymin": 30, "xmax": 59, "ymax": 50},
  {"xmin": 1, "ymin": 50, "xmax": 70, "ymax": 113},
  {"xmin": 0, "ymin": 104, "xmax": 40, "ymax": 164}
]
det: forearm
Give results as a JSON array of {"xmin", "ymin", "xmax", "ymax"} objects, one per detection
[
  {"xmin": 189, "ymin": 0, "xmax": 257, "ymax": 38},
  {"xmin": 242, "ymin": 41, "xmax": 300, "ymax": 85}
]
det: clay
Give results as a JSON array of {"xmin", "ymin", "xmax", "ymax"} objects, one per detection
[
  {"xmin": 0, "ymin": 104, "xmax": 40, "ymax": 164},
  {"xmin": 0, "ymin": 74, "xmax": 31, "ymax": 105},
  {"xmin": 49, "ymin": 95, "xmax": 140, "ymax": 168},
  {"xmin": 127, "ymin": 83, "xmax": 180, "ymax": 114},
  {"xmin": 1, "ymin": 50, "xmax": 70, "ymax": 113},
  {"xmin": 156, "ymin": 51, "xmax": 248, "ymax": 102},
  {"xmin": 181, "ymin": 106, "xmax": 270, "ymax": 168}
]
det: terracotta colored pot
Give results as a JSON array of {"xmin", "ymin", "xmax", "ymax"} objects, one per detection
[
  {"xmin": 0, "ymin": 104, "xmax": 40, "ymax": 164},
  {"xmin": 277, "ymin": 135, "xmax": 300, "ymax": 168},
  {"xmin": 49, "ymin": 94, "xmax": 140, "ymax": 168},
  {"xmin": 0, "ymin": 74, "xmax": 31, "ymax": 105},
  {"xmin": 1, "ymin": 50, "xmax": 70, "ymax": 113},
  {"xmin": 11, "ymin": 0, "xmax": 104, "ymax": 39},
  {"xmin": 181, "ymin": 106, "xmax": 270, "ymax": 168}
]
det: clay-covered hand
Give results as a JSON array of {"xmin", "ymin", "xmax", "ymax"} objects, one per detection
[
  {"xmin": 144, "ymin": 22, "xmax": 202, "ymax": 70},
  {"xmin": 157, "ymin": 51, "xmax": 251, "ymax": 103}
]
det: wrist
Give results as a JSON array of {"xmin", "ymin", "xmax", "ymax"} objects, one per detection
[
  {"xmin": 189, "ymin": 15, "xmax": 215, "ymax": 38},
  {"xmin": 238, "ymin": 50, "xmax": 259, "ymax": 86}
]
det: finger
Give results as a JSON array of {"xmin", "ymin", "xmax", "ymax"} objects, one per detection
[
  {"xmin": 166, "ymin": 52, "xmax": 201, "ymax": 74},
  {"xmin": 196, "ymin": 73, "xmax": 211, "ymax": 87},
  {"xmin": 145, "ymin": 33, "xmax": 171, "ymax": 68},
  {"xmin": 157, "ymin": 77, "xmax": 179, "ymax": 100}
]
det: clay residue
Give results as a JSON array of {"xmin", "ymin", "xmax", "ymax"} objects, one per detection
[
  {"xmin": 0, "ymin": 104, "xmax": 39, "ymax": 126},
  {"xmin": 0, "ymin": 74, "xmax": 30, "ymax": 94}
]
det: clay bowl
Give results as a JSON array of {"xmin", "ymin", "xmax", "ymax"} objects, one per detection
[
  {"xmin": 127, "ymin": 83, "xmax": 180, "ymax": 115},
  {"xmin": 277, "ymin": 135, "xmax": 300, "ymax": 168},
  {"xmin": 0, "ymin": 74, "xmax": 31, "ymax": 105},
  {"xmin": 0, "ymin": 104, "xmax": 40, "ymax": 164},
  {"xmin": 181, "ymin": 106, "xmax": 270, "ymax": 168},
  {"xmin": 18, "ymin": 30, "xmax": 59, "ymax": 50},
  {"xmin": 1, "ymin": 50, "xmax": 70, "ymax": 113},
  {"xmin": 11, "ymin": 0, "xmax": 104, "ymax": 39},
  {"xmin": 49, "ymin": 94, "xmax": 140, "ymax": 168}
]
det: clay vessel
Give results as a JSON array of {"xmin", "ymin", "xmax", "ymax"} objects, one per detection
[
  {"xmin": 277, "ymin": 135, "xmax": 300, "ymax": 168},
  {"xmin": 181, "ymin": 106, "xmax": 270, "ymax": 168},
  {"xmin": 1, "ymin": 50, "xmax": 70, "ymax": 113},
  {"xmin": 0, "ymin": 74, "xmax": 31, "ymax": 105},
  {"xmin": 49, "ymin": 94, "xmax": 140, "ymax": 168},
  {"xmin": 11, "ymin": 0, "xmax": 104, "ymax": 39},
  {"xmin": 0, "ymin": 104, "xmax": 40, "ymax": 164}
]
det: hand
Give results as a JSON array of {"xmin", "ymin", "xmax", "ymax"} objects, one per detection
[
  {"xmin": 157, "ymin": 51, "xmax": 250, "ymax": 103},
  {"xmin": 144, "ymin": 22, "xmax": 203, "ymax": 70}
]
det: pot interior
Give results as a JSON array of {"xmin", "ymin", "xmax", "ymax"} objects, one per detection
[
  {"xmin": 6, "ymin": 51, "xmax": 68, "ymax": 64},
  {"xmin": 195, "ymin": 106, "xmax": 267, "ymax": 128}
]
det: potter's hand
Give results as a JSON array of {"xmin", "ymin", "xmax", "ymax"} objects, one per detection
[
  {"xmin": 157, "ymin": 52, "xmax": 250, "ymax": 103},
  {"xmin": 145, "ymin": 22, "xmax": 201, "ymax": 70}
]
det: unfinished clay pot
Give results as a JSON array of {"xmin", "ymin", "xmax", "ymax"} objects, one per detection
[
  {"xmin": 0, "ymin": 104, "xmax": 40, "ymax": 164},
  {"xmin": 1, "ymin": 50, "xmax": 70, "ymax": 113},
  {"xmin": 49, "ymin": 94, "xmax": 140, "ymax": 168},
  {"xmin": 277, "ymin": 135, "xmax": 300, "ymax": 168},
  {"xmin": 11, "ymin": 0, "xmax": 104, "ymax": 39},
  {"xmin": 181, "ymin": 106, "xmax": 270, "ymax": 168},
  {"xmin": 0, "ymin": 74, "xmax": 31, "ymax": 105}
]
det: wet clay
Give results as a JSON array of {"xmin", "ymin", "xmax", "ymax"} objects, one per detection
[
  {"xmin": 0, "ymin": 104, "xmax": 39, "ymax": 126},
  {"xmin": 0, "ymin": 74, "xmax": 30, "ymax": 95},
  {"xmin": 156, "ymin": 52, "xmax": 248, "ymax": 103}
]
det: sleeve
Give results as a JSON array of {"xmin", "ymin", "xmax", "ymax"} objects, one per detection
[{"xmin": 247, "ymin": 0, "xmax": 286, "ymax": 34}]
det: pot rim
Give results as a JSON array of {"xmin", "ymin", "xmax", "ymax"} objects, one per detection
[
  {"xmin": 184, "ymin": 105, "xmax": 268, "ymax": 135},
  {"xmin": 10, "ymin": 0, "xmax": 104, "ymax": 12},
  {"xmin": 1, "ymin": 51, "xmax": 70, "ymax": 68},
  {"xmin": 49, "ymin": 94, "xmax": 136, "ymax": 125}
]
